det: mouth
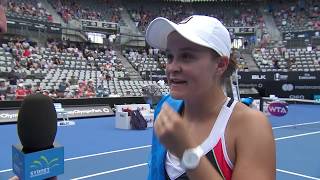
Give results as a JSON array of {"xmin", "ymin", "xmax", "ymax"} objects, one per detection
[{"xmin": 169, "ymin": 79, "xmax": 187, "ymax": 86}]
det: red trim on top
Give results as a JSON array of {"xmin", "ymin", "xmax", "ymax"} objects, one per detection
[{"xmin": 213, "ymin": 139, "xmax": 233, "ymax": 180}]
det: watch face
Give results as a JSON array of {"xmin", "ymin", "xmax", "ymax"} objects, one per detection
[
  {"xmin": 186, "ymin": 152, "xmax": 198, "ymax": 164},
  {"xmin": 183, "ymin": 150, "xmax": 199, "ymax": 169}
]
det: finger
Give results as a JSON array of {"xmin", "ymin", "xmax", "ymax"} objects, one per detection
[
  {"xmin": 162, "ymin": 103, "xmax": 181, "ymax": 120},
  {"xmin": 161, "ymin": 103, "xmax": 182, "ymax": 128},
  {"xmin": 159, "ymin": 109, "xmax": 172, "ymax": 129},
  {"xmin": 154, "ymin": 116, "xmax": 165, "ymax": 137},
  {"xmin": 154, "ymin": 116, "xmax": 161, "ymax": 132}
]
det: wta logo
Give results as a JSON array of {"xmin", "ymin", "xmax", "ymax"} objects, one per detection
[{"xmin": 268, "ymin": 101, "xmax": 288, "ymax": 117}]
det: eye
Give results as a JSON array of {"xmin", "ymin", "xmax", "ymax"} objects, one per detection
[
  {"xmin": 180, "ymin": 53, "xmax": 195, "ymax": 62},
  {"xmin": 166, "ymin": 53, "xmax": 174, "ymax": 64}
]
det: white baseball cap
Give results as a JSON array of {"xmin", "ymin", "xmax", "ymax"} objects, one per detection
[{"xmin": 145, "ymin": 15, "xmax": 232, "ymax": 58}]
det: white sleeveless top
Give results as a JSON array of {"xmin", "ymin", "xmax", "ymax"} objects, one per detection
[{"xmin": 165, "ymin": 97, "xmax": 237, "ymax": 180}]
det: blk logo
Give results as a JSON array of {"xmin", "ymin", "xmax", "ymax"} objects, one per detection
[{"xmin": 252, "ymin": 75, "xmax": 266, "ymax": 80}]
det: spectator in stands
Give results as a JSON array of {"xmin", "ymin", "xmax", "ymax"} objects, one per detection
[
  {"xmin": 15, "ymin": 84, "xmax": 27, "ymax": 100},
  {"xmin": 0, "ymin": 79, "xmax": 7, "ymax": 100},
  {"xmin": 33, "ymin": 82, "xmax": 43, "ymax": 93},
  {"xmin": 42, "ymin": 89, "xmax": 49, "ymax": 96},
  {"xmin": 6, "ymin": 86, "xmax": 15, "ymax": 101},
  {"xmin": 101, "ymin": 71, "xmax": 111, "ymax": 81},
  {"xmin": 48, "ymin": 89, "xmax": 57, "ymax": 99},
  {"xmin": 57, "ymin": 78, "xmax": 69, "ymax": 98},
  {"xmin": 24, "ymin": 84, "xmax": 33, "ymax": 95},
  {"xmin": 85, "ymin": 79, "xmax": 96, "ymax": 98},
  {"xmin": 26, "ymin": 58, "xmax": 33, "ymax": 69},
  {"xmin": 48, "ymin": 14, "xmax": 53, "ymax": 22},
  {"xmin": 243, "ymin": 40, "xmax": 248, "ymax": 49},
  {"xmin": 69, "ymin": 75, "xmax": 78, "ymax": 86},
  {"xmin": 85, "ymin": 87, "xmax": 95, "ymax": 98},
  {"xmin": 52, "ymin": 55, "xmax": 63, "ymax": 65},
  {"xmin": 8, "ymin": 70, "xmax": 19, "ymax": 89},
  {"xmin": 23, "ymin": 47, "xmax": 31, "ymax": 57},
  {"xmin": 74, "ymin": 89, "xmax": 82, "ymax": 99},
  {"xmin": 272, "ymin": 58, "xmax": 280, "ymax": 69},
  {"xmin": 76, "ymin": 81, "xmax": 86, "ymax": 98},
  {"xmin": 64, "ymin": 88, "xmax": 74, "ymax": 98},
  {"xmin": 96, "ymin": 85, "xmax": 108, "ymax": 97}
]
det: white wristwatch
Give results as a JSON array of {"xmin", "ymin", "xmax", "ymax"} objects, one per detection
[{"xmin": 181, "ymin": 145, "xmax": 204, "ymax": 170}]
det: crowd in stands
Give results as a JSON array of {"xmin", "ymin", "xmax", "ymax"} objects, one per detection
[
  {"xmin": 0, "ymin": 36, "xmax": 134, "ymax": 101},
  {"xmin": 0, "ymin": 76, "xmax": 109, "ymax": 101},
  {"xmin": 51, "ymin": 0, "xmax": 121, "ymax": 23},
  {"xmin": 7, "ymin": 0, "xmax": 53, "ymax": 22},
  {"xmin": 271, "ymin": 0, "xmax": 320, "ymax": 32},
  {"xmin": 123, "ymin": 48, "xmax": 164, "ymax": 75},
  {"xmin": 127, "ymin": 1, "xmax": 263, "ymax": 33},
  {"xmin": 253, "ymin": 45, "xmax": 320, "ymax": 72}
]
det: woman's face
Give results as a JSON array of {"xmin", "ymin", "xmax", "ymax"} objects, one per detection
[{"xmin": 166, "ymin": 32, "xmax": 220, "ymax": 100}]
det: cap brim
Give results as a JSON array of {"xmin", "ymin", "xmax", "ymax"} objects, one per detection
[
  {"xmin": 145, "ymin": 17, "xmax": 176, "ymax": 50},
  {"xmin": 146, "ymin": 17, "xmax": 210, "ymax": 51}
]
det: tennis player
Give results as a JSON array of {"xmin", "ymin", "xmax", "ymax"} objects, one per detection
[{"xmin": 146, "ymin": 15, "xmax": 275, "ymax": 180}]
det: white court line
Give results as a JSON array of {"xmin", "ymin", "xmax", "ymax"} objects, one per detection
[
  {"xmin": 273, "ymin": 121, "xmax": 320, "ymax": 130},
  {"xmin": 275, "ymin": 131, "xmax": 320, "ymax": 141},
  {"xmin": 0, "ymin": 145, "xmax": 151, "ymax": 174},
  {"xmin": 277, "ymin": 169, "xmax": 320, "ymax": 180},
  {"xmin": 65, "ymin": 145, "xmax": 151, "ymax": 161},
  {"xmin": 70, "ymin": 163, "xmax": 148, "ymax": 180},
  {"xmin": 0, "ymin": 169, "xmax": 12, "ymax": 173},
  {"xmin": 2, "ymin": 128, "xmax": 320, "ymax": 176},
  {"xmin": 71, "ymin": 165, "xmax": 320, "ymax": 180}
]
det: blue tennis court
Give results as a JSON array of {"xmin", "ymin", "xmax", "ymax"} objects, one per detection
[{"xmin": 1, "ymin": 103, "xmax": 320, "ymax": 180}]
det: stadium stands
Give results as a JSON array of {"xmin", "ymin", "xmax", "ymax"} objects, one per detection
[
  {"xmin": 0, "ymin": 37, "xmax": 151, "ymax": 100},
  {"xmin": 7, "ymin": 0, "xmax": 53, "ymax": 23},
  {"xmin": 51, "ymin": 0, "xmax": 122, "ymax": 24},
  {"xmin": 272, "ymin": 0, "xmax": 320, "ymax": 32},
  {"xmin": 125, "ymin": 1, "xmax": 262, "ymax": 33},
  {"xmin": 122, "ymin": 48, "xmax": 164, "ymax": 77},
  {"xmin": 253, "ymin": 47, "xmax": 320, "ymax": 72},
  {"xmin": 1, "ymin": 0, "xmax": 320, "ymax": 101}
]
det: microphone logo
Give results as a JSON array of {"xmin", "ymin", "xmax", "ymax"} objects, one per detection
[{"xmin": 29, "ymin": 155, "xmax": 60, "ymax": 178}]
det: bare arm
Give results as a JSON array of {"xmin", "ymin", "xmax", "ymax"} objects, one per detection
[
  {"xmin": 186, "ymin": 109, "xmax": 275, "ymax": 180},
  {"xmin": 231, "ymin": 110, "xmax": 276, "ymax": 180}
]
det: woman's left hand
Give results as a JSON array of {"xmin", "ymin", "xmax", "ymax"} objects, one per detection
[{"xmin": 154, "ymin": 103, "xmax": 196, "ymax": 158}]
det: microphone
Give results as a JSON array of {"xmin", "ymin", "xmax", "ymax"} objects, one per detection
[{"xmin": 12, "ymin": 94, "xmax": 64, "ymax": 180}]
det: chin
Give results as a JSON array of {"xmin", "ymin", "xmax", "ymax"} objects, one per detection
[{"xmin": 169, "ymin": 91, "xmax": 186, "ymax": 100}]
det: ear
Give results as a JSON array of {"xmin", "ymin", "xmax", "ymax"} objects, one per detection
[{"xmin": 215, "ymin": 56, "xmax": 229, "ymax": 76}]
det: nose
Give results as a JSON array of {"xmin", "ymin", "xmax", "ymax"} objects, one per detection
[{"xmin": 166, "ymin": 57, "xmax": 181, "ymax": 74}]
